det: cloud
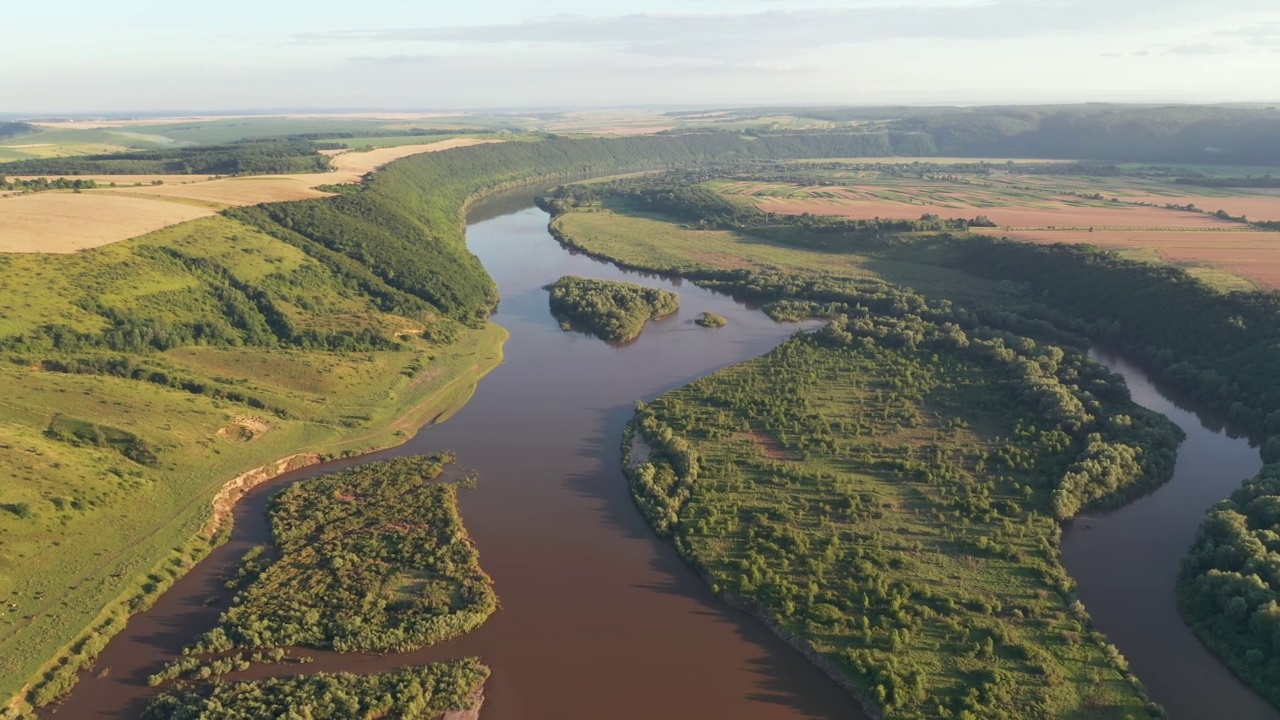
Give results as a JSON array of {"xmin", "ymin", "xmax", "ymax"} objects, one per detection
[
  {"xmin": 1165, "ymin": 43, "xmax": 1233, "ymax": 56},
  {"xmin": 293, "ymin": 0, "xmax": 1278, "ymax": 65},
  {"xmin": 348, "ymin": 54, "xmax": 440, "ymax": 65},
  {"xmin": 1217, "ymin": 21, "xmax": 1280, "ymax": 47},
  {"xmin": 611, "ymin": 59, "xmax": 806, "ymax": 76}
]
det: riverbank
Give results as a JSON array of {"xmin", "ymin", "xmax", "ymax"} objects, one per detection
[
  {"xmin": 3, "ymin": 321, "xmax": 506, "ymax": 718},
  {"xmin": 625, "ymin": 426, "xmax": 888, "ymax": 718}
]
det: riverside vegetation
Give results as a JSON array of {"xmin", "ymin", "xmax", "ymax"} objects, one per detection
[
  {"xmin": 629, "ymin": 329, "xmax": 1178, "ymax": 718},
  {"xmin": 1179, "ymin": 465, "xmax": 1280, "ymax": 708},
  {"xmin": 544, "ymin": 165, "xmax": 1280, "ymax": 715},
  {"xmin": 545, "ymin": 276, "xmax": 679, "ymax": 342},
  {"xmin": 142, "ymin": 658, "xmax": 488, "ymax": 720}
]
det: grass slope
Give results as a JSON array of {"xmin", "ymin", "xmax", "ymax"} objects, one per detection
[{"xmin": 0, "ymin": 216, "xmax": 506, "ymax": 709}]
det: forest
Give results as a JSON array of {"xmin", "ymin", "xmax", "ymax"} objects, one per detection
[
  {"xmin": 180, "ymin": 455, "xmax": 494, "ymax": 664},
  {"xmin": 0, "ymin": 240, "xmax": 416, "ymax": 357},
  {"xmin": 939, "ymin": 237, "xmax": 1280, "ymax": 443},
  {"xmin": 0, "ymin": 139, "xmax": 331, "ymax": 176},
  {"xmin": 545, "ymin": 276, "xmax": 679, "ymax": 342},
  {"xmin": 142, "ymin": 659, "xmax": 488, "ymax": 720},
  {"xmin": 890, "ymin": 105, "xmax": 1280, "ymax": 165}
]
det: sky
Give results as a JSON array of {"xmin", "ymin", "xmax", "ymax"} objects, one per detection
[{"xmin": 6, "ymin": 0, "xmax": 1280, "ymax": 113}]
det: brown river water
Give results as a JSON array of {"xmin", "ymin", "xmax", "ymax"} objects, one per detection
[{"xmin": 54, "ymin": 192, "xmax": 1272, "ymax": 719}]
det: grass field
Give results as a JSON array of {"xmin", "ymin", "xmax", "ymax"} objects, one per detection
[
  {"xmin": 0, "ymin": 215, "xmax": 508, "ymax": 709},
  {"xmin": 552, "ymin": 207, "xmax": 1003, "ymax": 306}
]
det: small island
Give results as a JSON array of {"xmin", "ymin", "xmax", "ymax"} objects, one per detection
[
  {"xmin": 695, "ymin": 311, "xmax": 727, "ymax": 328},
  {"xmin": 546, "ymin": 276, "xmax": 679, "ymax": 342},
  {"xmin": 176, "ymin": 455, "xmax": 495, "ymax": 662}
]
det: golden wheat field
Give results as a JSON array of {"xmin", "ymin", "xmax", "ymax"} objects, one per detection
[{"xmin": 0, "ymin": 193, "xmax": 214, "ymax": 253}]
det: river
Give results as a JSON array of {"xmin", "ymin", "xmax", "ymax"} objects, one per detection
[
  {"xmin": 55, "ymin": 192, "xmax": 865, "ymax": 719},
  {"xmin": 1063, "ymin": 350, "xmax": 1275, "ymax": 719},
  {"xmin": 54, "ymin": 194, "xmax": 1272, "ymax": 719}
]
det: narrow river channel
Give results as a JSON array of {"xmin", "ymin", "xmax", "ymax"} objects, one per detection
[
  {"xmin": 55, "ymin": 193, "xmax": 1273, "ymax": 719},
  {"xmin": 1063, "ymin": 350, "xmax": 1275, "ymax": 720}
]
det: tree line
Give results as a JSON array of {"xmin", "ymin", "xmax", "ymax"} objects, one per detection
[
  {"xmin": 0, "ymin": 176, "xmax": 99, "ymax": 192},
  {"xmin": 0, "ymin": 139, "xmax": 331, "ymax": 176},
  {"xmin": 143, "ymin": 659, "xmax": 488, "ymax": 720}
]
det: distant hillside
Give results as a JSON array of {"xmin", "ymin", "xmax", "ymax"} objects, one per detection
[
  {"xmin": 671, "ymin": 105, "xmax": 1280, "ymax": 165},
  {"xmin": 0, "ymin": 122, "xmax": 34, "ymax": 140},
  {"xmin": 892, "ymin": 105, "xmax": 1280, "ymax": 165}
]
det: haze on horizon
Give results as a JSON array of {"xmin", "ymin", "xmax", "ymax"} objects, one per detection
[{"xmin": 7, "ymin": 0, "xmax": 1280, "ymax": 114}]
